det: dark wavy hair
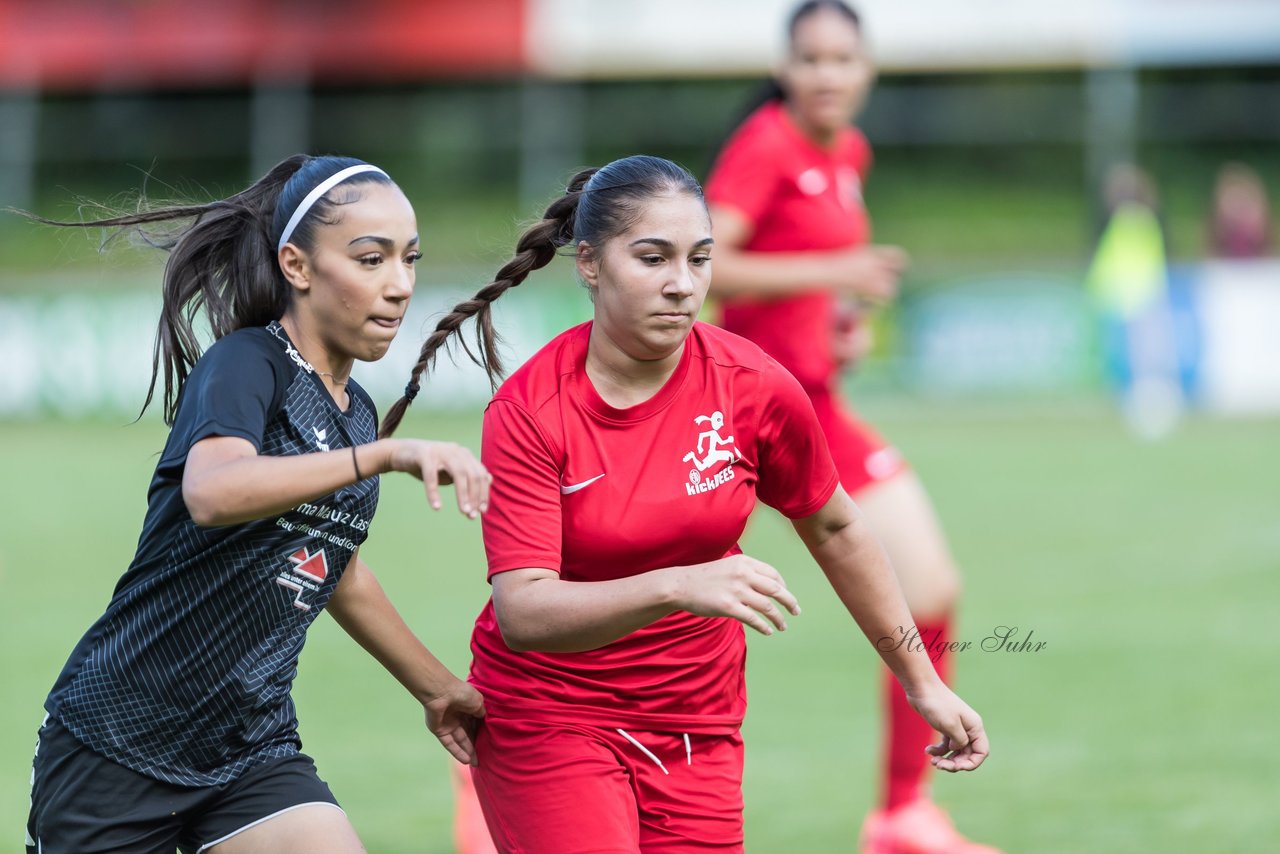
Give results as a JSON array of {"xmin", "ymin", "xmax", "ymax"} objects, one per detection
[{"xmin": 13, "ymin": 155, "xmax": 392, "ymax": 424}]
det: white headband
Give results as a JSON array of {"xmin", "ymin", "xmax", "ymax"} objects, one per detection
[{"xmin": 276, "ymin": 164, "xmax": 389, "ymax": 252}]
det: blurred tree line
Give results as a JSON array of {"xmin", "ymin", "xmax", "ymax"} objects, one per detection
[{"xmin": 3, "ymin": 65, "xmax": 1277, "ymax": 279}]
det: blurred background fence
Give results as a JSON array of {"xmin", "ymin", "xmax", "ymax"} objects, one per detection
[{"xmin": 2, "ymin": 0, "xmax": 1278, "ymax": 417}]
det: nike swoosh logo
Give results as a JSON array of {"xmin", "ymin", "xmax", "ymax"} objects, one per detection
[{"xmin": 560, "ymin": 473, "xmax": 605, "ymax": 494}]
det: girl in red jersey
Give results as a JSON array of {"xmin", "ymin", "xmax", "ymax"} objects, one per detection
[
  {"xmin": 704, "ymin": 3, "xmax": 998, "ymax": 852},
  {"xmin": 389, "ymin": 154, "xmax": 987, "ymax": 853}
]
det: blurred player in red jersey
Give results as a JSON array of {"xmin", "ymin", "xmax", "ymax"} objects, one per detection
[
  {"xmin": 396, "ymin": 154, "xmax": 988, "ymax": 853},
  {"xmin": 703, "ymin": 3, "xmax": 1000, "ymax": 852}
]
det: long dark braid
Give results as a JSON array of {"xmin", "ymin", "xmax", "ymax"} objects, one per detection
[
  {"xmin": 378, "ymin": 167, "xmax": 597, "ymax": 438},
  {"xmin": 381, "ymin": 154, "xmax": 705, "ymax": 438}
]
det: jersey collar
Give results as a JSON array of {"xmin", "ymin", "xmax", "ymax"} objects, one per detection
[{"xmin": 571, "ymin": 322, "xmax": 695, "ymax": 424}]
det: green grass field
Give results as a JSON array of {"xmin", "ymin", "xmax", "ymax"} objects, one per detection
[{"xmin": 2, "ymin": 402, "xmax": 1276, "ymax": 852}]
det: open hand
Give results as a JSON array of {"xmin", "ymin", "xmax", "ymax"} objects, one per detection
[
  {"xmin": 831, "ymin": 245, "xmax": 908, "ymax": 303},
  {"xmin": 672, "ymin": 554, "xmax": 800, "ymax": 636},
  {"xmin": 387, "ymin": 439, "xmax": 491, "ymax": 517}
]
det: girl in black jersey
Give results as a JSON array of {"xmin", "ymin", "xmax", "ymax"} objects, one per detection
[{"xmin": 22, "ymin": 155, "xmax": 489, "ymax": 854}]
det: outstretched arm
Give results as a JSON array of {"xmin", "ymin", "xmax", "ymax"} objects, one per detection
[
  {"xmin": 327, "ymin": 552, "xmax": 485, "ymax": 765},
  {"xmin": 483, "ymin": 397, "xmax": 800, "ymax": 654},
  {"xmin": 183, "ymin": 436, "xmax": 490, "ymax": 526},
  {"xmin": 792, "ymin": 487, "xmax": 988, "ymax": 772},
  {"xmin": 707, "ymin": 204, "xmax": 906, "ymax": 302},
  {"xmin": 492, "ymin": 554, "xmax": 800, "ymax": 654}
]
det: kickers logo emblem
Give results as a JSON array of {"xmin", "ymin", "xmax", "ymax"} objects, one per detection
[
  {"xmin": 683, "ymin": 411, "xmax": 741, "ymax": 497},
  {"xmin": 275, "ymin": 545, "xmax": 328, "ymax": 611}
]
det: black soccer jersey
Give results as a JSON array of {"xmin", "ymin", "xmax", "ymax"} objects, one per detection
[{"xmin": 44, "ymin": 322, "xmax": 380, "ymax": 786}]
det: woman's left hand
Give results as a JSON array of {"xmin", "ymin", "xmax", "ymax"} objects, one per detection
[
  {"xmin": 905, "ymin": 681, "xmax": 989, "ymax": 772},
  {"xmin": 386, "ymin": 439, "xmax": 491, "ymax": 517},
  {"xmin": 424, "ymin": 679, "xmax": 487, "ymax": 766}
]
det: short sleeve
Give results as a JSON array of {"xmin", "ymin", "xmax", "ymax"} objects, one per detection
[
  {"xmin": 480, "ymin": 399, "xmax": 563, "ymax": 579},
  {"xmin": 156, "ymin": 332, "xmax": 286, "ymax": 479},
  {"xmin": 705, "ymin": 117, "xmax": 783, "ymax": 229},
  {"xmin": 754, "ymin": 360, "xmax": 840, "ymax": 518}
]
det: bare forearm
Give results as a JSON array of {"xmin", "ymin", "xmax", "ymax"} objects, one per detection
[
  {"xmin": 797, "ymin": 497, "xmax": 941, "ymax": 692},
  {"xmin": 184, "ymin": 440, "xmax": 391, "ymax": 526},
  {"xmin": 710, "ymin": 247, "xmax": 838, "ymax": 299},
  {"xmin": 328, "ymin": 559, "xmax": 462, "ymax": 704},
  {"xmin": 495, "ymin": 570, "xmax": 683, "ymax": 653}
]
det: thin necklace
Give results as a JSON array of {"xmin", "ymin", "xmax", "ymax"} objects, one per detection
[{"xmin": 267, "ymin": 321, "xmax": 351, "ymax": 386}]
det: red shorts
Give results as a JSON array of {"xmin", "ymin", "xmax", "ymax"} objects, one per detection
[
  {"xmin": 808, "ymin": 388, "xmax": 908, "ymax": 496},
  {"xmin": 471, "ymin": 717, "xmax": 744, "ymax": 853}
]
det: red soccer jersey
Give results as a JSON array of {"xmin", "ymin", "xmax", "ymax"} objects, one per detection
[
  {"xmin": 705, "ymin": 100, "xmax": 873, "ymax": 392},
  {"xmin": 469, "ymin": 321, "xmax": 839, "ymax": 733}
]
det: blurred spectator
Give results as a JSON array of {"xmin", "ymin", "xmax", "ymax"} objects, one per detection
[
  {"xmin": 1087, "ymin": 162, "xmax": 1183, "ymax": 439},
  {"xmin": 1208, "ymin": 162, "xmax": 1273, "ymax": 259}
]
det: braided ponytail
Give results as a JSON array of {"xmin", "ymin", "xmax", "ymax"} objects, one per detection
[
  {"xmin": 379, "ymin": 168, "xmax": 597, "ymax": 437},
  {"xmin": 381, "ymin": 154, "xmax": 705, "ymax": 437}
]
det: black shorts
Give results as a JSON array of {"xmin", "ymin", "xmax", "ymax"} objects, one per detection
[{"xmin": 26, "ymin": 715, "xmax": 342, "ymax": 854}]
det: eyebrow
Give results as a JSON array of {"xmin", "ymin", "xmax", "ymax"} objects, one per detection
[
  {"xmin": 348, "ymin": 234, "xmax": 421, "ymax": 249},
  {"xmin": 628, "ymin": 237, "xmax": 715, "ymax": 248}
]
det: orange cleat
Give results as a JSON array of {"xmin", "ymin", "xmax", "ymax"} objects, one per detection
[{"xmin": 859, "ymin": 798, "xmax": 1001, "ymax": 854}]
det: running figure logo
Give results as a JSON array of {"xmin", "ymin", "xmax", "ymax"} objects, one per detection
[{"xmin": 683, "ymin": 411, "xmax": 741, "ymax": 497}]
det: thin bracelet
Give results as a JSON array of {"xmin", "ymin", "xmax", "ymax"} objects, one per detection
[{"xmin": 351, "ymin": 444, "xmax": 364, "ymax": 482}]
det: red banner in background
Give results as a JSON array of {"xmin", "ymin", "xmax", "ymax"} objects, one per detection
[{"xmin": 0, "ymin": 0, "xmax": 527, "ymax": 89}]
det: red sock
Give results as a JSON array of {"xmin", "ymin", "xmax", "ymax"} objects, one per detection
[{"xmin": 881, "ymin": 614, "xmax": 953, "ymax": 811}]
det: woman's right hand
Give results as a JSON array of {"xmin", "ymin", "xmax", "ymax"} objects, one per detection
[
  {"xmin": 423, "ymin": 677, "xmax": 486, "ymax": 767},
  {"xmin": 384, "ymin": 439, "xmax": 491, "ymax": 518},
  {"xmin": 669, "ymin": 554, "xmax": 800, "ymax": 636},
  {"xmin": 829, "ymin": 244, "xmax": 908, "ymax": 302}
]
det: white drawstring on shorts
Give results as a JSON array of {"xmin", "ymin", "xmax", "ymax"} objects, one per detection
[
  {"xmin": 615, "ymin": 729, "xmax": 693, "ymax": 775},
  {"xmin": 616, "ymin": 729, "xmax": 668, "ymax": 775}
]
